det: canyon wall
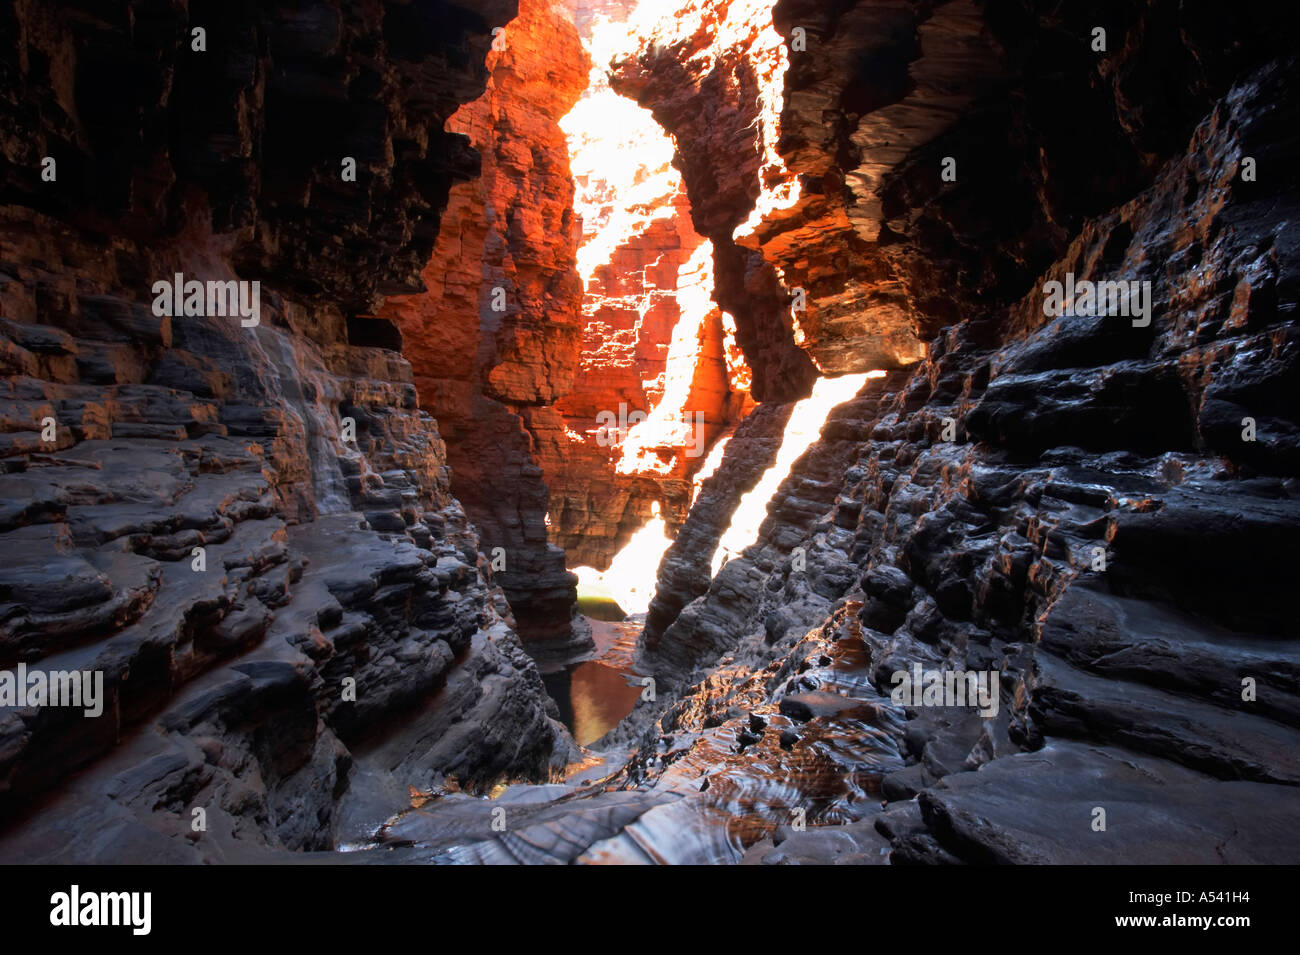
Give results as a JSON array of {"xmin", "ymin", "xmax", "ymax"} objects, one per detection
[
  {"xmin": 379, "ymin": 0, "xmax": 589, "ymax": 650},
  {"xmin": 1, "ymin": 0, "xmax": 1295, "ymax": 867},
  {"xmin": 553, "ymin": 27, "xmax": 756, "ymax": 571},
  {"xmin": 610, "ymin": 0, "xmax": 820, "ymax": 402},
  {"xmin": 0, "ymin": 0, "xmax": 577, "ymax": 863},
  {"xmin": 383, "ymin": 0, "xmax": 760, "ymax": 629},
  {"xmin": 603, "ymin": 0, "xmax": 1300, "ymax": 863},
  {"xmin": 550, "ymin": 2, "xmax": 766, "ymax": 576}
]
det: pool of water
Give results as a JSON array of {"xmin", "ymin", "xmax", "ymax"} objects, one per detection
[
  {"xmin": 541, "ymin": 616, "xmax": 643, "ymax": 747},
  {"xmin": 576, "ymin": 595, "xmax": 628, "ymax": 622}
]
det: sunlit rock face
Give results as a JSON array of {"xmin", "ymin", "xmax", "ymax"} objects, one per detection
[
  {"xmin": 751, "ymin": 0, "xmax": 1293, "ymax": 375},
  {"xmin": 596, "ymin": 2, "xmax": 1300, "ymax": 865},
  {"xmin": 612, "ymin": 0, "xmax": 1292, "ymax": 379},
  {"xmin": 624, "ymin": 0, "xmax": 1297, "ymax": 660},
  {"xmin": 748, "ymin": 0, "xmax": 1007, "ymax": 373},
  {"xmin": 640, "ymin": 374, "xmax": 877, "ymax": 661},
  {"xmin": 2, "ymin": 0, "xmax": 1296, "ymax": 871},
  {"xmin": 607, "ymin": 0, "xmax": 987, "ymax": 375},
  {"xmin": 542, "ymin": 1, "xmax": 758, "ymax": 573},
  {"xmin": 380, "ymin": 0, "xmax": 590, "ymax": 650},
  {"xmin": 385, "ymin": 0, "xmax": 759, "ymax": 607},
  {"xmin": 608, "ymin": 0, "xmax": 819, "ymax": 403},
  {"xmin": 0, "ymin": 0, "xmax": 576, "ymax": 863}
]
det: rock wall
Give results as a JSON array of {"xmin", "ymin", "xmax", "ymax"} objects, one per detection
[
  {"xmin": 2, "ymin": 0, "xmax": 1296, "ymax": 868},
  {"xmin": 610, "ymin": 0, "xmax": 819, "ymax": 401},
  {"xmin": 604, "ymin": 1, "xmax": 1300, "ymax": 863},
  {"xmin": 0, "ymin": 0, "xmax": 576, "ymax": 863},
  {"xmin": 384, "ymin": 0, "xmax": 760, "ymax": 616},
  {"xmin": 549, "ymin": 2, "xmax": 759, "ymax": 573},
  {"xmin": 380, "ymin": 0, "xmax": 589, "ymax": 650},
  {"xmin": 756, "ymin": 0, "xmax": 1291, "ymax": 373}
]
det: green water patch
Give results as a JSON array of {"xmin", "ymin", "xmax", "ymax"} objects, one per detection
[
  {"xmin": 576, "ymin": 593, "xmax": 628, "ymax": 622},
  {"xmin": 575, "ymin": 576, "xmax": 628, "ymax": 621}
]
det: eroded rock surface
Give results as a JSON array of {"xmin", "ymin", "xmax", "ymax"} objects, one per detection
[
  {"xmin": 0, "ymin": 0, "xmax": 576, "ymax": 863},
  {"xmin": 380, "ymin": 0, "xmax": 590, "ymax": 651},
  {"xmin": 603, "ymin": 49, "xmax": 1300, "ymax": 864},
  {"xmin": 1, "ymin": 0, "xmax": 1297, "ymax": 868},
  {"xmin": 610, "ymin": 0, "xmax": 820, "ymax": 400},
  {"xmin": 344, "ymin": 11, "xmax": 1300, "ymax": 866}
]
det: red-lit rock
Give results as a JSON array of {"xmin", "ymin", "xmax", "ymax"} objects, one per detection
[
  {"xmin": 381, "ymin": 0, "xmax": 590, "ymax": 651},
  {"xmin": 609, "ymin": 0, "xmax": 819, "ymax": 398}
]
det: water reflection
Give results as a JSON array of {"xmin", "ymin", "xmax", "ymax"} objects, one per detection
[
  {"xmin": 575, "ymin": 595, "xmax": 627, "ymax": 622},
  {"xmin": 542, "ymin": 614, "xmax": 644, "ymax": 747}
]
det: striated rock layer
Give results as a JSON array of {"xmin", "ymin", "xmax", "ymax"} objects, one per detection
[
  {"xmin": 755, "ymin": 0, "xmax": 1293, "ymax": 375},
  {"xmin": 0, "ymin": 0, "xmax": 576, "ymax": 863},
  {"xmin": 549, "ymin": 3, "xmax": 757, "ymax": 573},
  {"xmin": 604, "ymin": 4, "xmax": 1300, "ymax": 864},
  {"xmin": 610, "ymin": 0, "xmax": 820, "ymax": 402},
  {"xmin": 380, "ymin": 0, "xmax": 590, "ymax": 651},
  {"xmin": 351, "ymin": 49, "xmax": 1300, "ymax": 867},
  {"xmin": 382, "ymin": 0, "xmax": 758, "ymax": 630},
  {"xmin": 2, "ymin": 0, "xmax": 1297, "ymax": 869},
  {"xmin": 346, "ymin": 4, "xmax": 1300, "ymax": 866}
]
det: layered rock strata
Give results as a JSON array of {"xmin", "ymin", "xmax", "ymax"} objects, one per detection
[
  {"xmin": 2, "ymin": 0, "xmax": 1296, "ymax": 869},
  {"xmin": 355, "ymin": 4, "xmax": 1300, "ymax": 866},
  {"xmin": 382, "ymin": 0, "xmax": 758, "ymax": 624},
  {"xmin": 610, "ymin": 0, "xmax": 820, "ymax": 401},
  {"xmin": 0, "ymin": 0, "xmax": 575, "ymax": 863},
  {"xmin": 380, "ymin": 0, "xmax": 590, "ymax": 650},
  {"xmin": 548, "ymin": 4, "xmax": 758, "ymax": 572},
  {"xmin": 611, "ymin": 11, "xmax": 1300, "ymax": 862},
  {"xmin": 754, "ymin": 0, "xmax": 1291, "ymax": 374},
  {"xmin": 351, "ymin": 52, "xmax": 1300, "ymax": 866}
]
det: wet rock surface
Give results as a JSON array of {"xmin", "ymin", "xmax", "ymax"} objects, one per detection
[
  {"xmin": 0, "ymin": 0, "xmax": 576, "ymax": 862},
  {"xmin": 327, "ymin": 24, "xmax": 1300, "ymax": 866},
  {"xmin": 593, "ymin": 50, "xmax": 1300, "ymax": 864}
]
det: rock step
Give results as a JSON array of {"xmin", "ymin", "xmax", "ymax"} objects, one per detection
[
  {"xmin": 373, "ymin": 788, "xmax": 669, "ymax": 864},
  {"xmin": 0, "ymin": 633, "xmax": 343, "ymax": 863},
  {"xmin": 1039, "ymin": 585, "xmax": 1300, "ymax": 728},
  {"xmin": 1028, "ymin": 651, "xmax": 1300, "ymax": 784},
  {"xmin": 0, "ymin": 514, "xmax": 294, "ymax": 816},
  {"xmin": 908, "ymin": 740, "xmax": 1300, "ymax": 864}
]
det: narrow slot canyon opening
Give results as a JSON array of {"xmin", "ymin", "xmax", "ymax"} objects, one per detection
[
  {"xmin": 373, "ymin": 0, "xmax": 878, "ymax": 745},
  {"xmin": 557, "ymin": 6, "xmax": 752, "ymax": 627},
  {"xmin": 368, "ymin": 0, "xmax": 793, "ymax": 745},
  {"xmin": 546, "ymin": 2, "xmax": 757, "ymax": 743},
  {"xmin": 709, "ymin": 370, "xmax": 883, "ymax": 574},
  {"xmin": 513, "ymin": 0, "xmax": 879, "ymax": 745}
]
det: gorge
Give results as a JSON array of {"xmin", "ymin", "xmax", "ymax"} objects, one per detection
[{"xmin": 1, "ymin": 0, "xmax": 1298, "ymax": 867}]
